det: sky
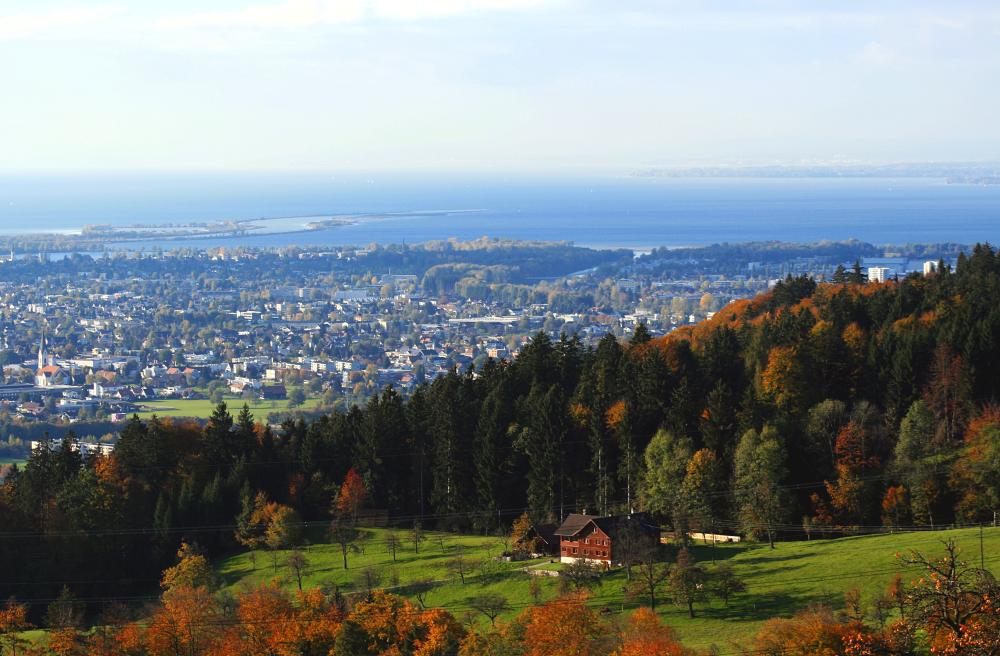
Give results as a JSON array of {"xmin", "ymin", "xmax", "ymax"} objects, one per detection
[{"xmin": 1, "ymin": 0, "xmax": 999, "ymax": 172}]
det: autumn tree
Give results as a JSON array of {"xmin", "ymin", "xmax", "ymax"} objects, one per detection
[
  {"xmin": 613, "ymin": 607, "xmax": 690, "ymax": 656},
  {"xmin": 511, "ymin": 512, "xmax": 538, "ymax": 557},
  {"xmin": 823, "ymin": 420, "xmax": 880, "ymax": 528},
  {"xmin": 336, "ymin": 468, "xmax": 368, "ymax": 524},
  {"xmin": 346, "ymin": 590, "xmax": 465, "ymax": 656},
  {"xmin": 235, "ymin": 489, "xmax": 265, "ymax": 570},
  {"xmin": 924, "ymin": 345, "xmax": 971, "ymax": 446},
  {"xmin": 522, "ymin": 593, "xmax": 601, "ymax": 656},
  {"xmin": 145, "ymin": 585, "xmax": 222, "ymax": 656},
  {"xmin": 881, "ymin": 485, "xmax": 910, "ymax": 530},
  {"xmin": 899, "ymin": 539, "xmax": 1000, "ymax": 646},
  {"xmin": 265, "ymin": 505, "xmax": 304, "ymax": 571},
  {"xmin": 0, "ymin": 600, "xmax": 32, "ymax": 656},
  {"xmin": 952, "ymin": 406, "xmax": 1000, "ymax": 522},
  {"xmin": 751, "ymin": 606, "xmax": 859, "ymax": 656},
  {"xmin": 226, "ymin": 582, "xmax": 296, "ymax": 656},
  {"xmin": 160, "ymin": 541, "xmax": 216, "ymax": 595},
  {"xmin": 760, "ymin": 345, "xmax": 806, "ymax": 413}
]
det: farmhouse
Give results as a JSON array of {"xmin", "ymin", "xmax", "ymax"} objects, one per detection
[{"xmin": 554, "ymin": 512, "xmax": 660, "ymax": 565}]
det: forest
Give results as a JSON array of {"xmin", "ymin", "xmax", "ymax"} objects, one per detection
[{"xmin": 3, "ymin": 243, "xmax": 1000, "ymax": 625}]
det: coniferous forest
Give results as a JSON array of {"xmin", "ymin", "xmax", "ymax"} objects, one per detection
[{"xmin": 4, "ymin": 243, "xmax": 1000, "ymax": 616}]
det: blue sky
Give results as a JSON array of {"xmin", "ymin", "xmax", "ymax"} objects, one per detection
[{"xmin": 1, "ymin": 0, "xmax": 998, "ymax": 171}]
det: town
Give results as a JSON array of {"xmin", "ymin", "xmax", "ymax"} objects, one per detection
[{"xmin": 0, "ymin": 238, "xmax": 958, "ymax": 461}]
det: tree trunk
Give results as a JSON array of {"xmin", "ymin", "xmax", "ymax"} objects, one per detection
[{"xmin": 687, "ymin": 600, "xmax": 695, "ymax": 618}]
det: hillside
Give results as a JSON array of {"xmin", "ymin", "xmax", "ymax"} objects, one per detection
[
  {"xmin": 5, "ymin": 245, "xmax": 1000, "ymax": 641},
  {"xmin": 215, "ymin": 525, "xmax": 1000, "ymax": 650}
]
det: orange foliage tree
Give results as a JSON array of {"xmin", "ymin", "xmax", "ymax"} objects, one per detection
[
  {"xmin": 612, "ymin": 607, "xmax": 689, "ymax": 656},
  {"xmin": 760, "ymin": 345, "xmax": 804, "ymax": 412},
  {"xmin": 521, "ymin": 593, "xmax": 601, "ymax": 656},
  {"xmin": 0, "ymin": 600, "xmax": 32, "ymax": 655},
  {"xmin": 335, "ymin": 468, "xmax": 368, "ymax": 523},
  {"xmin": 822, "ymin": 421, "xmax": 880, "ymax": 527},
  {"xmin": 751, "ymin": 606, "xmax": 861, "ymax": 656},
  {"xmin": 881, "ymin": 485, "xmax": 910, "ymax": 530},
  {"xmin": 144, "ymin": 585, "xmax": 222, "ymax": 656},
  {"xmin": 346, "ymin": 589, "xmax": 464, "ymax": 656}
]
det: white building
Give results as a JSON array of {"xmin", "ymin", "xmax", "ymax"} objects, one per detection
[
  {"xmin": 868, "ymin": 266, "xmax": 891, "ymax": 283},
  {"xmin": 923, "ymin": 261, "xmax": 938, "ymax": 276}
]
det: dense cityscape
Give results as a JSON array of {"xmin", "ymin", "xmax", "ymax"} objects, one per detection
[{"xmin": 0, "ymin": 239, "xmax": 957, "ymax": 455}]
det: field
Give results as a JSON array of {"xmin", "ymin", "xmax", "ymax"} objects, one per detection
[
  {"xmin": 0, "ymin": 457, "xmax": 26, "ymax": 466},
  {"xmin": 217, "ymin": 525, "xmax": 1000, "ymax": 651},
  {"xmin": 135, "ymin": 396, "xmax": 323, "ymax": 419}
]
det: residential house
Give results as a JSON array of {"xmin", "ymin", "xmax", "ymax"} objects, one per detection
[{"xmin": 554, "ymin": 513, "xmax": 660, "ymax": 566}]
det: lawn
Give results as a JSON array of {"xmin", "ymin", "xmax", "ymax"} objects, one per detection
[
  {"xmin": 0, "ymin": 457, "xmax": 26, "ymax": 466},
  {"xmin": 216, "ymin": 525, "xmax": 1000, "ymax": 651},
  {"xmin": 135, "ymin": 396, "xmax": 323, "ymax": 419},
  {"xmin": 217, "ymin": 527, "xmax": 544, "ymax": 595}
]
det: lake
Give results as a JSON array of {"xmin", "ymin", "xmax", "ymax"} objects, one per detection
[{"xmin": 0, "ymin": 172, "xmax": 997, "ymax": 250}]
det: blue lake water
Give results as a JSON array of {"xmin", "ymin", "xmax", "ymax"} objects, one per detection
[{"xmin": 0, "ymin": 172, "xmax": 997, "ymax": 250}]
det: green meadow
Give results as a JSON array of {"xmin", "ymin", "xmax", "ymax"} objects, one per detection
[
  {"xmin": 135, "ymin": 396, "xmax": 322, "ymax": 419},
  {"xmin": 216, "ymin": 525, "xmax": 1000, "ymax": 651}
]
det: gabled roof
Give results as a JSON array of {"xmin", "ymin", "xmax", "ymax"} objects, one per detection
[
  {"xmin": 554, "ymin": 512, "xmax": 660, "ymax": 539},
  {"xmin": 531, "ymin": 522, "xmax": 559, "ymax": 547},
  {"xmin": 553, "ymin": 513, "xmax": 597, "ymax": 537}
]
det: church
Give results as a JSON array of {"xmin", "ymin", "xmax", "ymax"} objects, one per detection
[{"xmin": 34, "ymin": 335, "xmax": 68, "ymax": 387}]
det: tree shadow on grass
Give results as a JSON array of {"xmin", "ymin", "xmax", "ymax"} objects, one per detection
[
  {"xmin": 728, "ymin": 551, "xmax": 812, "ymax": 567},
  {"xmin": 738, "ymin": 563, "xmax": 810, "ymax": 582},
  {"xmin": 686, "ymin": 543, "xmax": 752, "ymax": 563},
  {"xmin": 706, "ymin": 589, "xmax": 833, "ymax": 622}
]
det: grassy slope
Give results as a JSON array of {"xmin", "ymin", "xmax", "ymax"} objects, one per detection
[
  {"xmin": 136, "ymin": 396, "xmax": 322, "ymax": 419},
  {"xmin": 217, "ymin": 526, "xmax": 1000, "ymax": 651}
]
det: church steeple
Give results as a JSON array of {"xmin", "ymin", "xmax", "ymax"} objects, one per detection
[{"xmin": 38, "ymin": 331, "xmax": 45, "ymax": 372}]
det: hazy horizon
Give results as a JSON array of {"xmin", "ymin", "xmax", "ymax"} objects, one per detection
[{"xmin": 3, "ymin": 0, "xmax": 1000, "ymax": 173}]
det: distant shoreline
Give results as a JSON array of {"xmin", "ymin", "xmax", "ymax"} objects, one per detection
[{"xmin": 0, "ymin": 209, "xmax": 485, "ymax": 251}]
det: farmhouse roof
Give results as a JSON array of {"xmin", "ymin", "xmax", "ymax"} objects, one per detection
[{"xmin": 553, "ymin": 513, "xmax": 597, "ymax": 537}]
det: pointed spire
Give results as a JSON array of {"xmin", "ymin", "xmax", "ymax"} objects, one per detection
[{"xmin": 38, "ymin": 330, "xmax": 45, "ymax": 372}]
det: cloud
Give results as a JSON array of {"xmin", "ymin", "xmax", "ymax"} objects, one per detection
[
  {"xmin": 156, "ymin": 0, "xmax": 553, "ymax": 30},
  {"xmin": 0, "ymin": 6, "xmax": 121, "ymax": 40}
]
